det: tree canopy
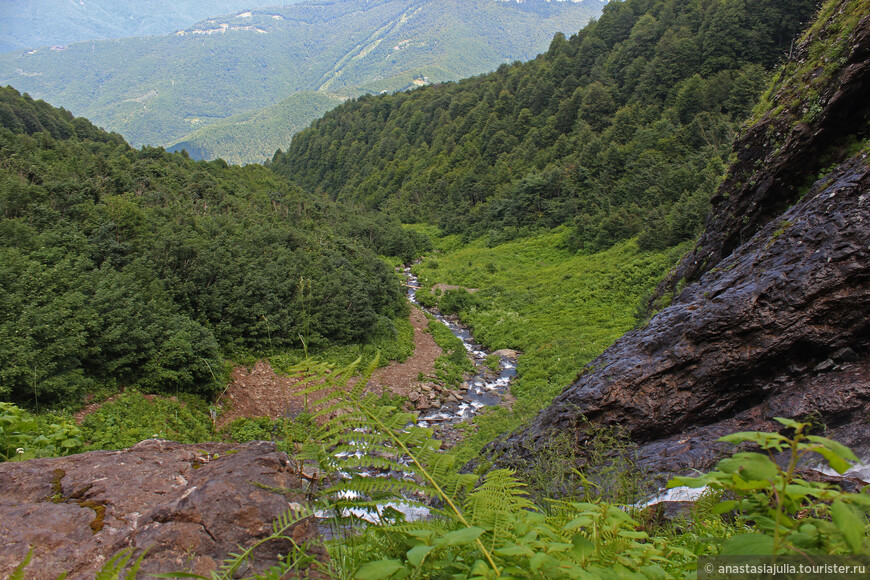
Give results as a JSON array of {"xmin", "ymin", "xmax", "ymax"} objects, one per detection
[
  {"xmin": 272, "ymin": 0, "xmax": 820, "ymax": 252},
  {"xmin": 0, "ymin": 86, "xmax": 425, "ymax": 407}
]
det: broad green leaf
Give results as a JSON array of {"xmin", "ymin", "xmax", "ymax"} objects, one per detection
[
  {"xmin": 773, "ymin": 417, "xmax": 804, "ymax": 430},
  {"xmin": 564, "ymin": 516, "xmax": 594, "ymax": 531},
  {"xmin": 831, "ymin": 500, "xmax": 865, "ymax": 553},
  {"xmin": 667, "ymin": 475, "xmax": 710, "ymax": 488},
  {"xmin": 638, "ymin": 564, "xmax": 668, "ymax": 580},
  {"xmin": 404, "ymin": 529, "xmax": 437, "ymax": 544},
  {"xmin": 572, "ymin": 535, "xmax": 595, "ymax": 559},
  {"xmin": 805, "ymin": 435, "xmax": 860, "ymax": 461},
  {"xmin": 469, "ymin": 559, "xmax": 491, "ymax": 577},
  {"xmin": 718, "ymin": 453, "xmax": 779, "ymax": 481},
  {"xmin": 529, "ymin": 551, "xmax": 548, "ymax": 572},
  {"xmin": 355, "ymin": 559, "xmax": 405, "ymax": 579},
  {"xmin": 818, "ymin": 448, "xmax": 850, "ymax": 474},
  {"xmin": 439, "ymin": 526, "xmax": 485, "ymax": 546},
  {"xmin": 605, "ymin": 505, "xmax": 634, "ymax": 523},
  {"xmin": 494, "ymin": 545, "xmax": 534, "ymax": 557},
  {"xmin": 847, "ymin": 493, "xmax": 870, "ymax": 507},
  {"xmin": 721, "ymin": 533, "xmax": 775, "ymax": 555},
  {"xmin": 731, "ymin": 476, "xmax": 777, "ymax": 491},
  {"xmin": 784, "ymin": 484, "xmax": 826, "ymax": 498},
  {"xmin": 406, "ymin": 545, "xmax": 433, "ymax": 568},
  {"xmin": 712, "ymin": 500, "xmax": 738, "ymax": 514},
  {"xmin": 719, "ymin": 431, "xmax": 787, "ymax": 449}
]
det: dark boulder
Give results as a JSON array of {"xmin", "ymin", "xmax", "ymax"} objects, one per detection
[{"xmin": 481, "ymin": 155, "xmax": 870, "ymax": 482}]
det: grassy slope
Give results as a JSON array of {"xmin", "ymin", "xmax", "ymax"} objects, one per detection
[
  {"xmin": 409, "ymin": 226, "xmax": 687, "ymax": 460},
  {"xmin": 167, "ymin": 91, "xmax": 346, "ymax": 164}
]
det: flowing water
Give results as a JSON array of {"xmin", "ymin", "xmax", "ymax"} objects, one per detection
[
  {"xmin": 404, "ymin": 267, "xmax": 517, "ymax": 428},
  {"xmin": 317, "ymin": 267, "xmax": 519, "ymax": 527}
]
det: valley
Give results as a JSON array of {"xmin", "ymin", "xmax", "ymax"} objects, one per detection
[{"xmin": 0, "ymin": 0, "xmax": 605, "ymax": 163}]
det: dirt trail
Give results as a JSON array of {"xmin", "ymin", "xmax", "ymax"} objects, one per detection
[
  {"xmin": 216, "ymin": 305, "xmax": 439, "ymax": 426},
  {"xmin": 367, "ymin": 306, "xmax": 441, "ymax": 396},
  {"xmin": 216, "ymin": 362, "xmax": 307, "ymax": 429},
  {"xmin": 75, "ymin": 306, "xmax": 438, "ymax": 427}
]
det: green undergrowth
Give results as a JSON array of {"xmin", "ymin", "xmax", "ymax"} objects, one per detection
[
  {"xmin": 2, "ymin": 309, "xmax": 416, "ymax": 458},
  {"xmin": 9, "ymin": 360, "xmax": 870, "ymax": 579},
  {"xmin": 80, "ymin": 391, "xmax": 214, "ymax": 451},
  {"xmin": 410, "ymin": 227, "xmax": 688, "ymax": 462},
  {"xmin": 0, "ymin": 402, "xmax": 83, "ymax": 461},
  {"xmin": 304, "ymin": 363, "xmax": 870, "ymax": 579},
  {"xmin": 268, "ymin": 314, "xmax": 415, "ymax": 374},
  {"xmin": 750, "ymin": 0, "xmax": 870, "ymax": 132},
  {"xmin": 425, "ymin": 315, "xmax": 476, "ymax": 388}
]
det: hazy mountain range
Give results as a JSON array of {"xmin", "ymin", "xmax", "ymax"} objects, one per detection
[
  {"xmin": 0, "ymin": 0, "xmax": 605, "ymax": 163},
  {"xmin": 0, "ymin": 1, "xmax": 306, "ymax": 54}
]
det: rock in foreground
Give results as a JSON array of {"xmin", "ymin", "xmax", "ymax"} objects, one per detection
[{"xmin": 0, "ymin": 440, "xmax": 325, "ymax": 578}]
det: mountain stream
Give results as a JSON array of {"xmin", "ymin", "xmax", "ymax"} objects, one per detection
[
  {"xmin": 403, "ymin": 267, "xmax": 517, "ymax": 428},
  {"xmin": 317, "ymin": 267, "xmax": 519, "ymax": 527}
]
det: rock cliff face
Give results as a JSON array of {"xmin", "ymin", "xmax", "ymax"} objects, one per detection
[
  {"xmin": 0, "ymin": 440, "xmax": 325, "ymax": 579},
  {"xmin": 480, "ymin": 4, "xmax": 870, "ymax": 484}
]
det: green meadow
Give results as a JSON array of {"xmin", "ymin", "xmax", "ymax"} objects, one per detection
[{"xmin": 409, "ymin": 225, "xmax": 688, "ymax": 460}]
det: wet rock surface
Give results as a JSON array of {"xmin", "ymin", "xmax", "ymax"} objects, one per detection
[
  {"xmin": 480, "ymin": 153, "xmax": 870, "ymax": 480},
  {"xmin": 0, "ymin": 440, "xmax": 325, "ymax": 579}
]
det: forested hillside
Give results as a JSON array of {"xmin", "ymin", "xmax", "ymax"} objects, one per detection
[
  {"xmin": 273, "ymin": 0, "xmax": 819, "ymax": 252},
  {"xmin": 0, "ymin": 86, "xmax": 425, "ymax": 408},
  {"xmin": 0, "ymin": 0, "xmax": 603, "ymax": 161}
]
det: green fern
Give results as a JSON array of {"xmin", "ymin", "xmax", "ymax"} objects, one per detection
[{"xmin": 297, "ymin": 356, "xmax": 697, "ymax": 579}]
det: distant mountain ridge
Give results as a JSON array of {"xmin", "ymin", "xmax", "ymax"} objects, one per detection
[
  {"xmin": 0, "ymin": 0, "xmax": 604, "ymax": 163},
  {"xmin": 0, "ymin": 1, "xmax": 302, "ymax": 54}
]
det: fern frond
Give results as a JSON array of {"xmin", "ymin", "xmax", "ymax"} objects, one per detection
[
  {"xmin": 465, "ymin": 469, "xmax": 536, "ymax": 544},
  {"xmin": 293, "ymin": 354, "xmax": 506, "ymax": 576},
  {"xmin": 212, "ymin": 505, "xmax": 317, "ymax": 579},
  {"xmin": 8, "ymin": 548, "xmax": 33, "ymax": 580}
]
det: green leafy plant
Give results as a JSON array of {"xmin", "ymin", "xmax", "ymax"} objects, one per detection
[
  {"xmin": 81, "ymin": 391, "xmax": 213, "ymax": 450},
  {"xmin": 670, "ymin": 418, "xmax": 870, "ymax": 556},
  {"xmin": 301, "ymin": 358, "xmax": 694, "ymax": 579},
  {"xmin": 0, "ymin": 402, "xmax": 82, "ymax": 461}
]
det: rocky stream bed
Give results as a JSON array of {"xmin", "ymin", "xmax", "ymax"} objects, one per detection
[{"xmin": 403, "ymin": 267, "xmax": 518, "ymax": 430}]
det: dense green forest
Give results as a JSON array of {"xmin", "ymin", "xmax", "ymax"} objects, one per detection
[
  {"xmin": 4, "ymin": 0, "xmax": 870, "ymax": 576},
  {"xmin": 0, "ymin": 86, "xmax": 428, "ymax": 407},
  {"xmin": 272, "ymin": 0, "xmax": 819, "ymax": 252},
  {"xmin": 0, "ymin": 0, "xmax": 603, "ymax": 161}
]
